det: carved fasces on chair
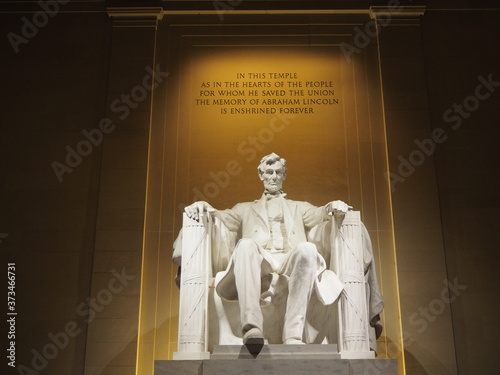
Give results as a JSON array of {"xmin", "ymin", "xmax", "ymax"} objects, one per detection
[
  {"xmin": 331, "ymin": 211, "xmax": 374, "ymax": 359},
  {"xmin": 173, "ymin": 213, "xmax": 212, "ymax": 360}
]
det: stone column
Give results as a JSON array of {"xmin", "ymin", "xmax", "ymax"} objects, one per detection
[
  {"xmin": 173, "ymin": 213, "xmax": 212, "ymax": 360},
  {"xmin": 371, "ymin": 5, "xmax": 459, "ymax": 374},
  {"xmin": 84, "ymin": 6, "xmax": 163, "ymax": 375},
  {"xmin": 332, "ymin": 211, "xmax": 373, "ymax": 359}
]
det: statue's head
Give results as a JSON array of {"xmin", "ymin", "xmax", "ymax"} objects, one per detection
[{"xmin": 257, "ymin": 153, "xmax": 287, "ymax": 194}]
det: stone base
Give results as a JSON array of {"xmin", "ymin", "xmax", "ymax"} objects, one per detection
[
  {"xmin": 212, "ymin": 344, "xmax": 341, "ymax": 360},
  {"xmin": 155, "ymin": 357, "xmax": 397, "ymax": 375},
  {"xmin": 172, "ymin": 351, "xmax": 211, "ymax": 360}
]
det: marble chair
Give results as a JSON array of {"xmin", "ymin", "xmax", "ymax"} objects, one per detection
[{"xmin": 172, "ymin": 211, "xmax": 383, "ymax": 360}]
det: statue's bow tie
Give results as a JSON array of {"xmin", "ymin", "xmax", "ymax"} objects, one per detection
[{"xmin": 265, "ymin": 191, "xmax": 287, "ymax": 200}]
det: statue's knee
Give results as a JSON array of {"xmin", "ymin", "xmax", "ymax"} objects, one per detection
[{"xmin": 294, "ymin": 242, "xmax": 318, "ymax": 260}]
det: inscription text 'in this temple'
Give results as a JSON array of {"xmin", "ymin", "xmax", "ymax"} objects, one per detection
[{"xmin": 194, "ymin": 72, "xmax": 340, "ymax": 115}]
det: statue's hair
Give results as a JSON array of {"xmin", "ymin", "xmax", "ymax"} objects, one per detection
[{"xmin": 257, "ymin": 152, "xmax": 287, "ymax": 177}]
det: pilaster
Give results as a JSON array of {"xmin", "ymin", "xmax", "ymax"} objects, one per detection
[
  {"xmin": 83, "ymin": 6, "xmax": 163, "ymax": 375},
  {"xmin": 374, "ymin": 5, "xmax": 459, "ymax": 375},
  {"xmin": 107, "ymin": 7, "xmax": 163, "ymax": 28}
]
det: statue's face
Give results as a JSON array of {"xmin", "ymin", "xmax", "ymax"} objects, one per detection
[{"xmin": 260, "ymin": 163, "xmax": 286, "ymax": 193}]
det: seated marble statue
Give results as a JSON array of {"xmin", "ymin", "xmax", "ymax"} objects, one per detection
[{"xmin": 181, "ymin": 152, "xmax": 383, "ymax": 349}]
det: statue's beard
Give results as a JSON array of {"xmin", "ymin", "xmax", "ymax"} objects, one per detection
[{"xmin": 264, "ymin": 185, "xmax": 285, "ymax": 198}]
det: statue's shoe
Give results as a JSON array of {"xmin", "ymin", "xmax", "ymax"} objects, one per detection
[{"xmin": 243, "ymin": 327, "xmax": 265, "ymax": 346}]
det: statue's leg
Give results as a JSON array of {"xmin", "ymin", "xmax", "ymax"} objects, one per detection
[
  {"xmin": 281, "ymin": 242, "xmax": 317, "ymax": 344},
  {"xmin": 232, "ymin": 238, "xmax": 265, "ymax": 341}
]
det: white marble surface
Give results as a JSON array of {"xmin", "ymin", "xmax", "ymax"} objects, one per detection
[
  {"xmin": 211, "ymin": 344, "xmax": 341, "ymax": 360},
  {"xmin": 176, "ymin": 153, "xmax": 383, "ymax": 359},
  {"xmin": 155, "ymin": 359, "xmax": 397, "ymax": 375},
  {"xmin": 204, "ymin": 359, "xmax": 350, "ymax": 375}
]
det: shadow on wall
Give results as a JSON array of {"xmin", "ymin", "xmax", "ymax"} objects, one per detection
[{"xmin": 404, "ymin": 344, "xmax": 454, "ymax": 375}]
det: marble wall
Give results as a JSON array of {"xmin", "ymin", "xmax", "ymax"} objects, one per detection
[
  {"xmin": 422, "ymin": 10, "xmax": 500, "ymax": 375},
  {"xmin": 0, "ymin": 11, "xmax": 114, "ymax": 375}
]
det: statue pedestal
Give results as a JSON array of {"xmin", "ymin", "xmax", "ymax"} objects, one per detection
[
  {"xmin": 211, "ymin": 344, "xmax": 341, "ymax": 360},
  {"xmin": 156, "ymin": 346, "xmax": 396, "ymax": 375}
]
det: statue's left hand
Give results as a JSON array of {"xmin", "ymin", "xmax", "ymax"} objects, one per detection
[{"xmin": 326, "ymin": 200, "xmax": 352, "ymax": 216}]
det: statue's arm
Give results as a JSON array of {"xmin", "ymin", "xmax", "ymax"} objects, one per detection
[
  {"xmin": 184, "ymin": 200, "xmax": 243, "ymax": 233},
  {"xmin": 301, "ymin": 199, "xmax": 351, "ymax": 229},
  {"xmin": 301, "ymin": 201, "xmax": 330, "ymax": 229},
  {"xmin": 212, "ymin": 205, "xmax": 242, "ymax": 233}
]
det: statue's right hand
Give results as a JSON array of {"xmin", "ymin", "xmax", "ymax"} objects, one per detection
[{"xmin": 184, "ymin": 201, "xmax": 214, "ymax": 221}]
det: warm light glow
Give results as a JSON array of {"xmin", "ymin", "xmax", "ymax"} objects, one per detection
[
  {"xmin": 185, "ymin": 47, "xmax": 346, "ymax": 209},
  {"xmin": 137, "ymin": 45, "xmax": 405, "ymax": 374}
]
